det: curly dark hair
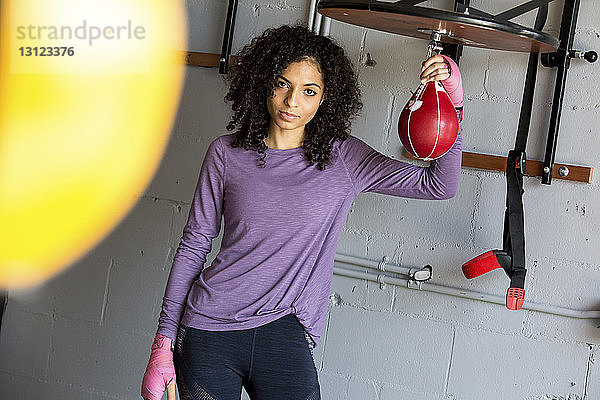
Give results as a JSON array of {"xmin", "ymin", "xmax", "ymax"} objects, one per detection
[{"xmin": 223, "ymin": 23, "xmax": 363, "ymax": 170}]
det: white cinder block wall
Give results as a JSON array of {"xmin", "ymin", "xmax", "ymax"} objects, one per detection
[{"xmin": 1, "ymin": 1, "xmax": 599, "ymax": 399}]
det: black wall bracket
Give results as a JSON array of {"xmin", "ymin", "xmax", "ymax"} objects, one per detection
[
  {"xmin": 538, "ymin": 0, "xmax": 596, "ymax": 184},
  {"xmin": 219, "ymin": 0, "xmax": 239, "ymax": 75}
]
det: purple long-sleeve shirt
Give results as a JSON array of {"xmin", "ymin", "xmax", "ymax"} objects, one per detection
[{"xmin": 156, "ymin": 125, "xmax": 462, "ymax": 348}]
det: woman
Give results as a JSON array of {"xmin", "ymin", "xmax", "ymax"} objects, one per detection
[{"xmin": 142, "ymin": 24, "xmax": 463, "ymax": 400}]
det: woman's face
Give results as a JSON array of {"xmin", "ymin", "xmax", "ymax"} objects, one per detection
[{"xmin": 266, "ymin": 59, "xmax": 325, "ymax": 135}]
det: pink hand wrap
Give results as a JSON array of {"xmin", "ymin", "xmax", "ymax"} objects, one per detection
[
  {"xmin": 440, "ymin": 54, "xmax": 464, "ymax": 108},
  {"xmin": 141, "ymin": 334, "xmax": 176, "ymax": 400}
]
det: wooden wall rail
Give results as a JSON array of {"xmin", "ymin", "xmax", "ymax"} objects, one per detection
[
  {"xmin": 180, "ymin": 51, "xmax": 240, "ymax": 68},
  {"xmin": 406, "ymin": 150, "xmax": 593, "ymax": 183},
  {"xmin": 181, "ymin": 51, "xmax": 594, "ymax": 184}
]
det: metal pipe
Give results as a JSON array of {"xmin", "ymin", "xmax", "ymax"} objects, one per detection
[
  {"xmin": 308, "ymin": 0, "xmax": 317, "ymax": 32},
  {"xmin": 335, "ymin": 253, "xmax": 424, "ymax": 278},
  {"xmin": 322, "ymin": 16, "xmax": 332, "ymax": 36},
  {"xmin": 313, "ymin": 12, "xmax": 323, "ymax": 35},
  {"xmin": 332, "ymin": 261, "xmax": 600, "ymax": 319}
]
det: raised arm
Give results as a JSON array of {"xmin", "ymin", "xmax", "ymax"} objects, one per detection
[{"xmin": 340, "ymin": 55, "xmax": 463, "ymax": 200}]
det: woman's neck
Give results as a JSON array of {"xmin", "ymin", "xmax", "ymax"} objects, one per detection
[{"xmin": 264, "ymin": 129, "xmax": 305, "ymax": 150}]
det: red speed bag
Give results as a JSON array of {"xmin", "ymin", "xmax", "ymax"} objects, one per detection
[{"xmin": 398, "ymin": 80, "xmax": 459, "ymax": 161}]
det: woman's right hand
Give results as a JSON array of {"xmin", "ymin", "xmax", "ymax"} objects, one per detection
[{"xmin": 141, "ymin": 334, "xmax": 177, "ymax": 400}]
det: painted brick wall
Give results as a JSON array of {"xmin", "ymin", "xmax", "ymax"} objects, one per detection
[{"xmin": 1, "ymin": 1, "xmax": 598, "ymax": 399}]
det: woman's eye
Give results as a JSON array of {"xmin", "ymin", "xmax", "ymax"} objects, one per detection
[{"xmin": 275, "ymin": 81, "xmax": 317, "ymax": 96}]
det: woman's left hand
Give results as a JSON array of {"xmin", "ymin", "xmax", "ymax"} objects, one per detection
[{"xmin": 420, "ymin": 55, "xmax": 450, "ymax": 84}]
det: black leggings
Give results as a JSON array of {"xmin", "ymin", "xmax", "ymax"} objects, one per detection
[{"xmin": 174, "ymin": 314, "xmax": 320, "ymax": 400}]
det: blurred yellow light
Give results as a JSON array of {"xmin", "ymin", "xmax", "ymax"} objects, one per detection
[{"xmin": 0, "ymin": 0, "xmax": 187, "ymax": 289}]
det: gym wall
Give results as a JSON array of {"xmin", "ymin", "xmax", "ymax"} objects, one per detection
[{"xmin": 1, "ymin": 0, "xmax": 598, "ymax": 399}]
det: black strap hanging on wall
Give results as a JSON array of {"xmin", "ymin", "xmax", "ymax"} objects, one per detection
[
  {"xmin": 502, "ymin": 5, "xmax": 548, "ymax": 308},
  {"xmin": 462, "ymin": 3, "xmax": 549, "ymax": 310}
]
